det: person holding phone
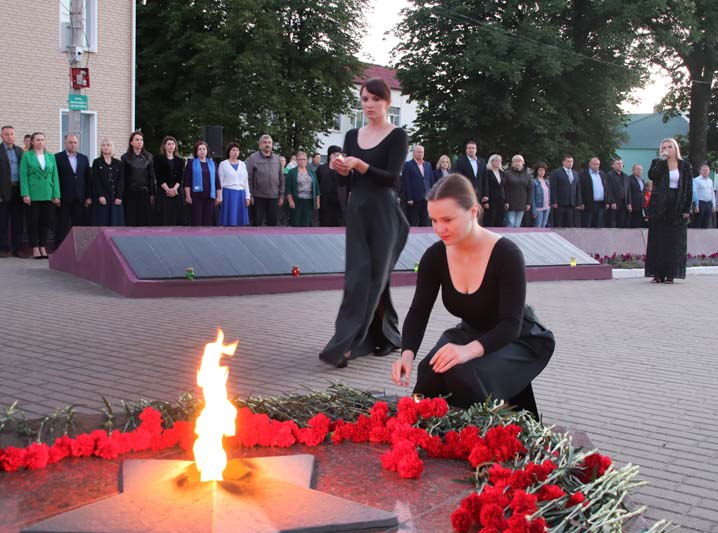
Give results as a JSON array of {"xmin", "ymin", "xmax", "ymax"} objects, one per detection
[{"xmin": 645, "ymin": 138, "xmax": 693, "ymax": 283}]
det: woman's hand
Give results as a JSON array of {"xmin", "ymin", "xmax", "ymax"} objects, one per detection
[
  {"xmin": 334, "ymin": 156, "xmax": 367, "ymax": 176},
  {"xmin": 245, "ymin": 198, "xmax": 251, "ymax": 207},
  {"xmin": 185, "ymin": 195, "xmax": 192, "ymax": 205},
  {"xmin": 392, "ymin": 351, "xmax": 414, "ymax": 386},
  {"xmin": 99, "ymin": 196, "xmax": 107, "ymax": 206},
  {"xmin": 52, "ymin": 198, "xmax": 60, "ymax": 207},
  {"xmin": 166, "ymin": 188, "xmax": 177, "ymax": 198},
  {"xmin": 682, "ymin": 212, "xmax": 691, "ymax": 220},
  {"xmin": 114, "ymin": 198, "xmax": 122, "ymax": 206},
  {"xmin": 430, "ymin": 342, "xmax": 481, "ymax": 373},
  {"xmin": 23, "ymin": 196, "xmax": 31, "ymax": 206}
]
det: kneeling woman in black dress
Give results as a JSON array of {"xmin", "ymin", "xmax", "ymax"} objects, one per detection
[{"xmin": 392, "ymin": 174, "xmax": 553, "ymax": 418}]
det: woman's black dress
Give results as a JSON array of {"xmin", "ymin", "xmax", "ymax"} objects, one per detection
[
  {"xmin": 402, "ymin": 239, "xmax": 553, "ymax": 417},
  {"xmin": 91, "ymin": 157, "xmax": 125, "ymax": 226},
  {"xmin": 319, "ymin": 127, "xmax": 409, "ymax": 365},
  {"xmin": 155, "ymin": 155, "xmax": 186, "ymax": 226},
  {"xmin": 482, "ymin": 168, "xmax": 507, "ymax": 227},
  {"xmin": 645, "ymin": 158, "xmax": 693, "ymax": 280}
]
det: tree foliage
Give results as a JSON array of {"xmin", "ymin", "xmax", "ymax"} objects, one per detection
[
  {"xmin": 136, "ymin": 0, "xmax": 366, "ymax": 157},
  {"xmin": 647, "ymin": 0, "xmax": 718, "ymax": 169},
  {"xmin": 393, "ymin": 0, "xmax": 653, "ymax": 168}
]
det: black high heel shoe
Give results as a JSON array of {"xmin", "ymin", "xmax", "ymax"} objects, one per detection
[{"xmin": 374, "ymin": 343, "xmax": 400, "ymax": 357}]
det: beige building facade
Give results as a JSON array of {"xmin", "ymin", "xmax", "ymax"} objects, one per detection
[{"xmin": 0, "ymin": 1, "xmax": 134, "ymax": 157}]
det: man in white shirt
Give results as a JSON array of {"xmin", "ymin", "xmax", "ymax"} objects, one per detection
[{"xmin": 692, "ymin": 164, "xmax": 716, "ymax": 228}]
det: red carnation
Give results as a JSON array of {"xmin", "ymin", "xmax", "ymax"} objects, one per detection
[
  {"xmin": 415, "ymin": 398, "xmax": 435, "ymax": 419},
  {"xmin": 172, "ymin": 420, "xmax": 194, "ymax": 450},
  {"xmin": 95, "ymin": 434, "xmax": 121, "ymax": 460},
  {"xmin": 254, "ymin": 413, "xmax": 273, "ymax": 447},
  {"xmin": 485, "ymin": 424, "xmax": 525, "ymax": 462},
  {"xmin": 71, "ymin": 433, "xmax": 96, "ymax": 457},
  {"xmin": 477, "ymin": 485, "xmax": 510, "ymax": 509},
  {"xmin": 566, "ymin": 491, "xmax": 586, "ymax": 508},
  {"xmin": 431, "ymin": 397, "xmax": 449, "ymax": 418},
  {"xmin": 450, "ymin": 507, "xmax": 474, "ymax": 532},
  {"xmin": 113, "ymin": 430, "xmax": 135, "ymax": 454},
  {"xmin": 270, "ymin": 421, "xmax": 297, "ymax": 448},
  {"xmin": 479, "ymin": 528, "xmax": 500, "ymax": 533},
  {"xmin": 460, "ymin": 492, "xmax": 483, "ymax": 521},
  {"xmin": 508, "ymin": 469, "xmax": 532, "ymax": 490},
  {"xmin": 25, "ymin": 443, "xmax": 50, "ymax": 470},
  {"xmin": 459, "ymin": 426, "xmax": 482, "ymax": 452},
  {"xmin": 0, "ymin": 446, "xmax": 27, "ymax": 472},
  {"xmin": 578, "ymin": 453, "xmax": 612, "ymax": 483},
  {"xmin": 48, "ymin": 435, "xmax": 74, "ymax": 464},
  {"xmin": 537, "ymin": 484, "xmax": 566, "ymax": 502},
  {"xmin": 528, "ymin": 517, "xmax": 547, "ymax": 532},
  {"xmin": 396, "ymin": 397, "xmax": 419, "ymax": 425},
  {"xmin": 369, "ymin": 401, "xmax": 389, "ymax": 423},
  {"xmin": 397, "ymin": 452, "xmax": 424, "ymax": 478},
  {"xmin": 236, "ymin": 408, "xmax": 260, "ymax": 447},
  {"xmin": 468, "ymin": 443, "xmax": 492, "ymax": 468},
  {"xmin": 506, "ymin": 514, "xmax": 530, "ymax": 533},
  {"xmin": 160, "ymin": 426, "xmax": 180, "ymax": 449},
  {"xmin": 479, "ymin": 503, "xmax": 507, "ymax": 529},
  {"xmin": 421, "ymin": 435, "xmax": 443, "ymax": 458},
  {"xmin": 369, "ymin": 425, "xmax": 392, "ymax": 443},
  {"xmin": 138, "ymin": 407, "xmax": 163, "ymax": 435},
  {"xmin": 488, "ymin": 464, "xmax": 512, "ymax": 485},
  {"xmin": 307, "ymin": 413, "xmax": 331, "ymax": 434},
  {"xmin": 509, "ymin": 489, "xmax": 537, "ymax": 516}
]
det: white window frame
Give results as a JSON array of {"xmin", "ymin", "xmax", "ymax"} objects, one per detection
[
  {"xmin": 331, "ymin": 115, "xmax": 342, "ymax": 132},
  {"xmin": 59, "ymin": 0, "xmax": 98, "ymax": 53},
  {"xmin": 59, "ymin": 109, "xmax": 98, "ymax": 158},
  {"xmin": 388, "ymin": 106, "xmax": 401, "ymax": 127}
]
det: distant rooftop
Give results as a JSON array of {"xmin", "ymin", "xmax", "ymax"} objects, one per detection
[
  {"xmin": 353, "ymin": 64, "xmax": 401, "ymax": 91},
  {"xmin": 621, "ymin": 113, "xmax": 689, "ymax": 150}
]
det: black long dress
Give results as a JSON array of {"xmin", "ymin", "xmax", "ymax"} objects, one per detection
[
  {"xmin": 155, "ymin": 155, "xmax": 186, "ymax": 226},
  {"xmin": 402, "ymin": 238, "xmax": 553, "ymax": 417},
  {"xmin": 90, "ymin": 156, "xmax": 124, "ymax": 226},
  {"xmin": 645, "ymin": 158, "xmax": 693, "ymax": 280},
  {"xmin": 319, "ymin": 127, "xmax": 409, "ymax": 366}
]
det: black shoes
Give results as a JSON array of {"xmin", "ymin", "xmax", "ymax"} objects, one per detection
[{"xmin": 374, "ymin": 343, "xmax": 400, "ymax": 357}]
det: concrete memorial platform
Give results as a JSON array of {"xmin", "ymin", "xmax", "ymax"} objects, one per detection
[
  {"xmin": 50, "ymin": 227, "xmax": 610, "ymax": 298},
  {"xmin": 23, "ymin": 455, "xmax": 398, "ymax": 533}
]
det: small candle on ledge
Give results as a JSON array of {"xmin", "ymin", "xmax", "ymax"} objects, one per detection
[
  {"xmin": 411, "ymin": 393, "xmax": 424, "ymax": 404},
  {"xmin": 569, "ymin": 257, "xmax": 577, "ymax": 267}
]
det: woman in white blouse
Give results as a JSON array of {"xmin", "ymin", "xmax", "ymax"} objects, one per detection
[{"xmin": 217, "ymin": 142, "xmax": 251, "ymax": 226}]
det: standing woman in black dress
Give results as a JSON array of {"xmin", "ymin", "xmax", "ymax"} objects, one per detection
[
  {"xmin": 645, "ymin": 138, "xmax": 693, "ymax": 283},
  {"xmin": 391, "ymin": 174, "xmax": 553, "ymax": 418},
  {"xmin": 155, "ymin": 136, "xmax": 186, "ymax": 226},
  {"xmin": 319, "ymin": 78, "xmax": 409, "ymax": 368},
  {"xmin": 91, "ymin": 139, "xmax": 124, "ymax": 226}
]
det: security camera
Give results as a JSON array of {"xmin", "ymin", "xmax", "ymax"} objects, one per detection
[{"xmin": 71, "ymin": 46, "xmax": 84, "ymax": 64}]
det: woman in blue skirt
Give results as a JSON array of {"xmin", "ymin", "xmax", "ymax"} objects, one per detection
[{"xmin": 217, "ymin": 142, "xmax": 250, "ymax": 226}]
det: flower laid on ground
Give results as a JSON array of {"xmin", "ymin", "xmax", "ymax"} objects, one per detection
[{"xmin": 0, "ymin": 385, "xmax": 670, "ymax": 531}]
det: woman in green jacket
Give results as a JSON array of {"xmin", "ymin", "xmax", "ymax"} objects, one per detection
[
  {"xmin": 20, "ymin": 132, "xmax": 60, "ymax": 259},
  {"xmin": 285, "ymin": 151, "xmax": 320, "ymax": 227}
]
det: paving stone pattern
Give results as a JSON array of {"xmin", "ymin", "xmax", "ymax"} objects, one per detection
[{"xmin": 0, "ymin": 258, "xmax": 716, "ymax": 531}]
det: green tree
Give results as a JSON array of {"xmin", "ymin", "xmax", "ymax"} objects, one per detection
[
  {"xmin": 136, "ymin": 0, "xmax": 366, "ymax": 157},
  {"xmin": 646, "ymin": 0, "xmax": 718, "ymax": 169},
  {"xmin": 394, "ymin": 0, "xmax": 652, "ymax": 168}
]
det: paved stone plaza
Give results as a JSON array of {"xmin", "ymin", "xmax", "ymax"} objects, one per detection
[{"xmin": 1, "ymin": 258, "xmax": 716, "ymax": 531}]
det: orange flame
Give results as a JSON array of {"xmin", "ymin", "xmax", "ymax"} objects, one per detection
[{"xmin": 193, "ymin": 329, "xmax": 238, "ymax": 482}]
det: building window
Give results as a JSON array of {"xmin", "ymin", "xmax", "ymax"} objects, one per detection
[
  {"xmin": 61, "ymin": 110, "xmax": 97, "ymax": 157},
  {"xmin": 388, "ymin": 106, "xmax": 401, "ymax": 127},
  {"xmin": 331, "ymin": 115, "xmax": 342, "ymax": 131},
  {"xmin": 60, "ymin": 0, "xmax": 97, "ymax": 52}
]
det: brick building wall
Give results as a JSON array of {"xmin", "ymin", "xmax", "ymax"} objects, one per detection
[{"xmin": 0, "ymin": 2, "xmax": 133, "ymax": 157}]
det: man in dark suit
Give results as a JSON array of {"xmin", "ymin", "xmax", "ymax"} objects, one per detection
[
  {"xmin": 452, "ymin": 139, "xmax": 487, "ymax": 203},
  {"xmin": 55, "ymin": 133, "xmax": 91, "ymax": 246},
  {"xmin": 402, "ymin": 145, "xmax": 434, "ymax": 226},
  {"xmin": 0, "ymin": 126, "xmax": 25, "ymax": 257},
  {"xmin": 550, "ymin": 155, "xmax": 583, "ymax": 227},
  {"xmin": 606, "ymin": 158, "xmax": 630, "ymax": 228},
  {"xmin": 626, "ymin": 164, "xmax": 645, "ymax": 228},
  {"xmin": 578, "ymin": 157, "xmax": 611, "ymax": 228}
]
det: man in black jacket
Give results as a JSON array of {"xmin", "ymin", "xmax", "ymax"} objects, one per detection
[
  {"xmin": 452, "ymin": 140, "xmax": 487, "ymax": 203},
  {"xmin": 550, "ymin": 155, "xmax": 583, "ymax": 227},
  {"xmin": 54, "ymin": 133, "xmax": 91, "ymax": 247},
  {"xmin": 0, "ymin": 126, "xmax": 25, "ymax": 257},
  {"xmin": 625, "ymin": 164, "xmax": 646, "ymax": 228},
  {"xmin": 606, "ymin": 158, "xmax": 630, "ymax": 228},
  {"xmin": 578, "ymin": 157, "xmax": 611, "ymax": 228}
]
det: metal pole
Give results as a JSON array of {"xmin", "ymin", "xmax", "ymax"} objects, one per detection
[{"xmin": 68, "ymin": 0, "xmax": 84, "ymax": 140}]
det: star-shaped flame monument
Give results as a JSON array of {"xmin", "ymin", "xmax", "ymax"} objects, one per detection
[{"xmin": 24, "ymin": 330, "xmax": 398, "ymax": 532}]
